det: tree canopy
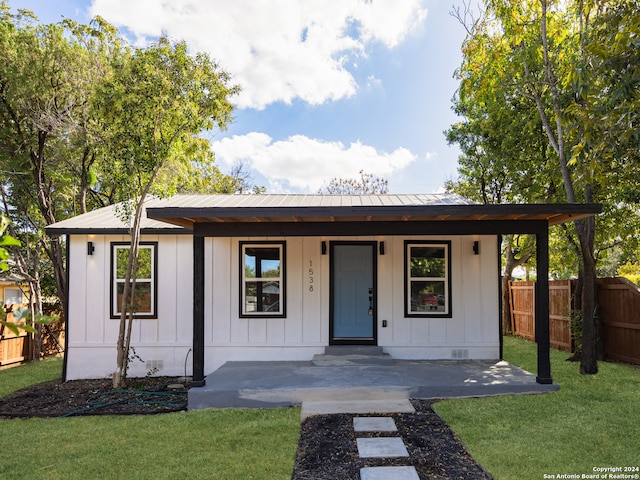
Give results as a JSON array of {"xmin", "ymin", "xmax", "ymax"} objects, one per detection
[
  {"xmin": 318, "ymin": 170, "xmax": 389, "ymax": 194},
  {"xmin": 446, "ymin": 0, "xmax": 640, "ymax": 374},
  {"xmin": 91, "ymin": 35, "xmax": 240, "ymax": 386},
  {"xmin": 0, "ymin": 3, "xmax": 242, "ymax": 370}
]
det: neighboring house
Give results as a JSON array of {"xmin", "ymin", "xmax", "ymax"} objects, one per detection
[
  {"xmin": 1, "ymin": 273, "xmax": 29, "ymax": 366},
  {"xmin": 1, "ymin": 273, "xmax": 27, "ymax": 306},
  {"xmin": 46, "ymin": 194, "xmax": 600, "ymax": 385}
]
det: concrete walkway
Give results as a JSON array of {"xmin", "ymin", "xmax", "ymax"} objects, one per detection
[{"xmin": 188, "ymin": 359, "xmax": 559, "ymax": 416}]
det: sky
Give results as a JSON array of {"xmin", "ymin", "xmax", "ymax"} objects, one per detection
[{"xmin": 11, "ymin": 0, "xmax": 468, "ymax": 194}]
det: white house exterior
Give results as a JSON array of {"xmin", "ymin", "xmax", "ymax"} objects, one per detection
[{"xmin": 46, "ymin": 194, "xmax": 601, "ymax": 384}]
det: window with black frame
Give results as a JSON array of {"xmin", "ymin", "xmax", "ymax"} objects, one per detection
[
  {"xmin": 111, "ymin": 242, "xmax": 157, "ymax": 319},
  {"xmin": 405, "ymin": 241, "xmax": 451, "ymax": 317},
  {"xmin": 240, "ymin": 242, "xmax": 285, "ymax": 317}
]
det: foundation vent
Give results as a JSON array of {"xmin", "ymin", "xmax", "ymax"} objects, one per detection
[
  {"xmin": 145, "ymin": 360, "xmax": 164, "ymax": 372},
  {"xmin": 451, "ymin": 349, "xmax": 469, "ymax": 359}
]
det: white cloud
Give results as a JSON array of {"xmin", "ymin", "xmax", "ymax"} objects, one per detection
[
  {"xmin": 212, "ymin": 133, "xmax": 417, "ymax": 192},
  {"xmin": 365, "ymin": 75, "xmax": 382, "ymax": 91},
  {"xmin": 89, "ymin": 0, "xmax": 427, "ymax": 109}
]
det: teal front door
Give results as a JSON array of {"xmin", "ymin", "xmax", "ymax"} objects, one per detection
[{"xmin": 331, "ymin": 243, "xmax": 376, "ymax": 344}]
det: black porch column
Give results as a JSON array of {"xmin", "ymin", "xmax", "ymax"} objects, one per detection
[
  {"xmin": 192, "ymin": 235, "xmax": 206, "ymax": 387},
  {"xmin": 535, "ymin": 227, "xmax": 552, "ymax": 384}
]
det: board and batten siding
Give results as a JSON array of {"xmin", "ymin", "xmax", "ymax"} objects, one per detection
[
  {"xmin": 202, "ymin": 235, "xmax": 500, "ymax": 374},
  {"xmin": 65, "ymin": 233, "xmax": 499, "ymax": 380},
  {"xmin": 65, "ymin": 234, "xmax": 193, "ymax": 380}
]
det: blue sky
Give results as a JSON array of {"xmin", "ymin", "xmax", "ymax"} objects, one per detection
[{"xmin": 11, "ymin": 0, "xmax": 467, "ymax": 194}]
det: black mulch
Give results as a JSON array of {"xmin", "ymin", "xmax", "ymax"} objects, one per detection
[
  {"xmin": 292, "ymin": 399, "xmax": 493, "ymax": 480},
  {"xmin": 1, "ymin": 380, "xmax": 491, "ymax": 479},
  {"xmin": 0, "ymin": 377, "xmax": 189, "ymax": 418}
]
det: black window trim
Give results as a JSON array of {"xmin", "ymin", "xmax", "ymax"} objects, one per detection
[
  {"xmin": 404, "ymin": 240, "xmax": 452, "ymax": 318},
  {"xmin": 110, "ymin": 241, "xmax": 159, "ymax": 319},
  {"xmin": 239, "ymin": 240, "xmax": 286, "ymax": 318}
]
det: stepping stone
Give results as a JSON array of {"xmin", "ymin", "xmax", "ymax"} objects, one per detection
[
  {"xmin": 360, "ymin": 466, "xmax": 420, "ymax": 480},
  {"xmin": 356, "ymin": 437, "xmax": 409, "ymax": 458},
  {"xmin": 353, "ymin": 416, "xmax": 397, "ymax": 432}
]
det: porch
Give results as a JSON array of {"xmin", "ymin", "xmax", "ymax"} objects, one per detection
[{"xmin": 187, "ymin": 356, "xmax": 559, "ymax": 413}]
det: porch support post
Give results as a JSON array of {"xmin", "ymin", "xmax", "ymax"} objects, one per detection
[
  {"xmin": 192, "ymin": 235, "xmax": 206, "ymax": 387},
  {"xmin": 535, "ymin": 227, "xmax": 552, "ymax": 384}
]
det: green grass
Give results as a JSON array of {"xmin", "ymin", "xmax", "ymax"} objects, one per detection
[
  {"xmin": 435, "ymin": 336, "xmax": 640, "ymax": 479},
  {"xmin": 0, "ymin": 356, "xmax": 63, "ymax": 397},
  {"xmin": 0, "ymin": 360, "xmax": 300, "ymax": 480},
  {"xmin": 4, "ymin": 344, "xmax": 639, "ymax": 479}
]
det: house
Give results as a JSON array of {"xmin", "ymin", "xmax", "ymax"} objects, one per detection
[
  {"xmin": 1, "ymin": 272, "xmax": 27, "ymax": 307},
  {"xmin": 1, "ymin": 272, "xmax": 30, "ymax": 366},
  {"xmin": 46, "ymin": 194, "xmax": 600, "ymax": 386}
]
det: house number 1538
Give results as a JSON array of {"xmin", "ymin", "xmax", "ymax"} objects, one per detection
[{"xmin": 308, "ymin": 260, "xmax": 314, "ymax": 292}]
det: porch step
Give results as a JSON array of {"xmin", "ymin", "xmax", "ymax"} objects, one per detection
[
  {"xmin": 324, "ymin": 346, "xmax": 385, "ymax": 356},
  {"xmin": 313, "ymin": 346, "xmax": 393, "ymax": 366}
]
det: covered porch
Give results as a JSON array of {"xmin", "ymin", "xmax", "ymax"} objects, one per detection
[{"xmin": 146, "ymin": 194, "xmax": 602, "ymax": 389}]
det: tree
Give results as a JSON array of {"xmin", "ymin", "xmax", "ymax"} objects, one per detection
[
  {"xmin": 92, "ymin": 37, "xmax": 239, "ymax": 387},
  {"xmin": 445, "ymin": 58, "xmax": 552, "ymax": 334},
  {"xmin": 0, "ymin": 4, "xmax": 122, "ymax": 313},
  {"xmin": 1, "ymin": 7, "xmax": 242, "ymax": 368},
  {"xmin": 617, "ymin": 261, "xmax": 640, "ymax": 286},
  {"xmin": 318, "ymin": 170, "xmax": 389, "ymax": 194},
  {"xmin": 0, "ymin": 214, "xmax": 56, "ymax": 343},
  {"xmin": 449, "ymin": 0, "xmax": 640, "ymax": 374},
  {"xmin": 0, "ymin": 6, "xmax": 126, "ymax": 362}
]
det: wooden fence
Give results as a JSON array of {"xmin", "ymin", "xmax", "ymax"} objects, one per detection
[
  {"xmin": 597, "ymin": 277, "xmax": 640, "ymax": 365},
  {"xmin": 0, "ymin": 304, "xmax": 65, "ymax": 366},
  {"xmin": 0, "ymin": 305, "xmax": 29, "ymax": 366},
  {"xmin": 509, "ymin": 277, "xmax": 640, "ymax": 365},
  {"xmin": 509, "ymin": 280, "xmax": 573, "ymax": 351}
]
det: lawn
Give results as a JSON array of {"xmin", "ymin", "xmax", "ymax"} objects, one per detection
[
  {"xmin": 0, "ymin": 356, "xmax": 64, "ymax": 397},
  {"xmin": 0, "ymin": 359, "xmax": 300, "ymax": 480},
  {"xmin": 2, "ymin": 341, "xmax": 639, "ymax": 479},
  {"xmin": 435, "ymin": 336, "xmax": 640, "ymax": 479}
]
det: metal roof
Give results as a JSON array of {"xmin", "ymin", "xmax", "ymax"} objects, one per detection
[
  {"xmin": 46, "ymin": 194, "xmax": 602, "ymax": 235},
  {"xmin": 45, "ymin": 198, "xmax": 189, "ymax": 235},
  {"xmin": 146, "ymin": 194, "xmax": 601, "ymax": 229},
  {"xmin": 147, "ymin": 193, "xmax": 473, "ymax": 208}
]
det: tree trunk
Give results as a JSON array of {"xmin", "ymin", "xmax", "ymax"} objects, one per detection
[
  {"xmin": 30, "ymin": 247, "xmax": 44, "ymax": 361},
  {"xmin": 576, "ymin": 213, "xmax": 598, "ymax": 374},
  {"xmin": 30, "ymin": 137, "xmax": 68, "ymax": 311},
  {"xmin": 113, "ymin": 163, "xmax": 165, "ymax": 388},
  {"xmin": 535, "ymin": 0, "xmax": 598, "ymax": 374},
  {"xmin": 113, "ymin": 201, "xmax": 142, "ymax": 389},
  {"xmin": 502, "ymin": 275, "xmax": 513, "ymax": 335},
  {"xmin": 47, "ymin": 237, "xmax": 67, "ymax": 309},
  {"xmin": 79, "ymin": 148, "xmax": 95, "ymax": 214}
]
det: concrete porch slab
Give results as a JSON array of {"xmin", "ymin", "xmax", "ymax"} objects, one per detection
[{"xmin": 188, "ymin": 359, "xmax": 559, "ymax": 411}]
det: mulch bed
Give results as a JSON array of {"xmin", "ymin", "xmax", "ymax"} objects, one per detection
[
  {"xmin": 0, "ymin": 377, "xmax": 189, "ymax": 417},
  {"xmin": 292, "ymin": 399, "xmax": 493, "ymax": 480},
  {"xmin": 1, "ymin": 380, "xmax": 491, "ymax": 479}
]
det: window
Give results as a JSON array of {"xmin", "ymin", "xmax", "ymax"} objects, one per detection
[
  {"xmin": 3, "ymin": 287, "xmax": 24, "ymax": 305},
  {"xmin": 240, "ymin": 242, "xmax": 285, "ymax": 317},
  {"xmin": 405, "ymin": 241, "xmax": 451, "ymax": 317},
  {"xmin": 111, "ymin": 242, "xmax": 157, "ymax": 319}
]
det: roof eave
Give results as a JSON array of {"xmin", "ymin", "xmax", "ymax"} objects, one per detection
[
  {"xmin": 45, "ymin": 227, "xmax": 192, "ymax": 236},
  {"xmin": 146, "ymin": 203, "xmax": 603, "ymax": 227}
]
